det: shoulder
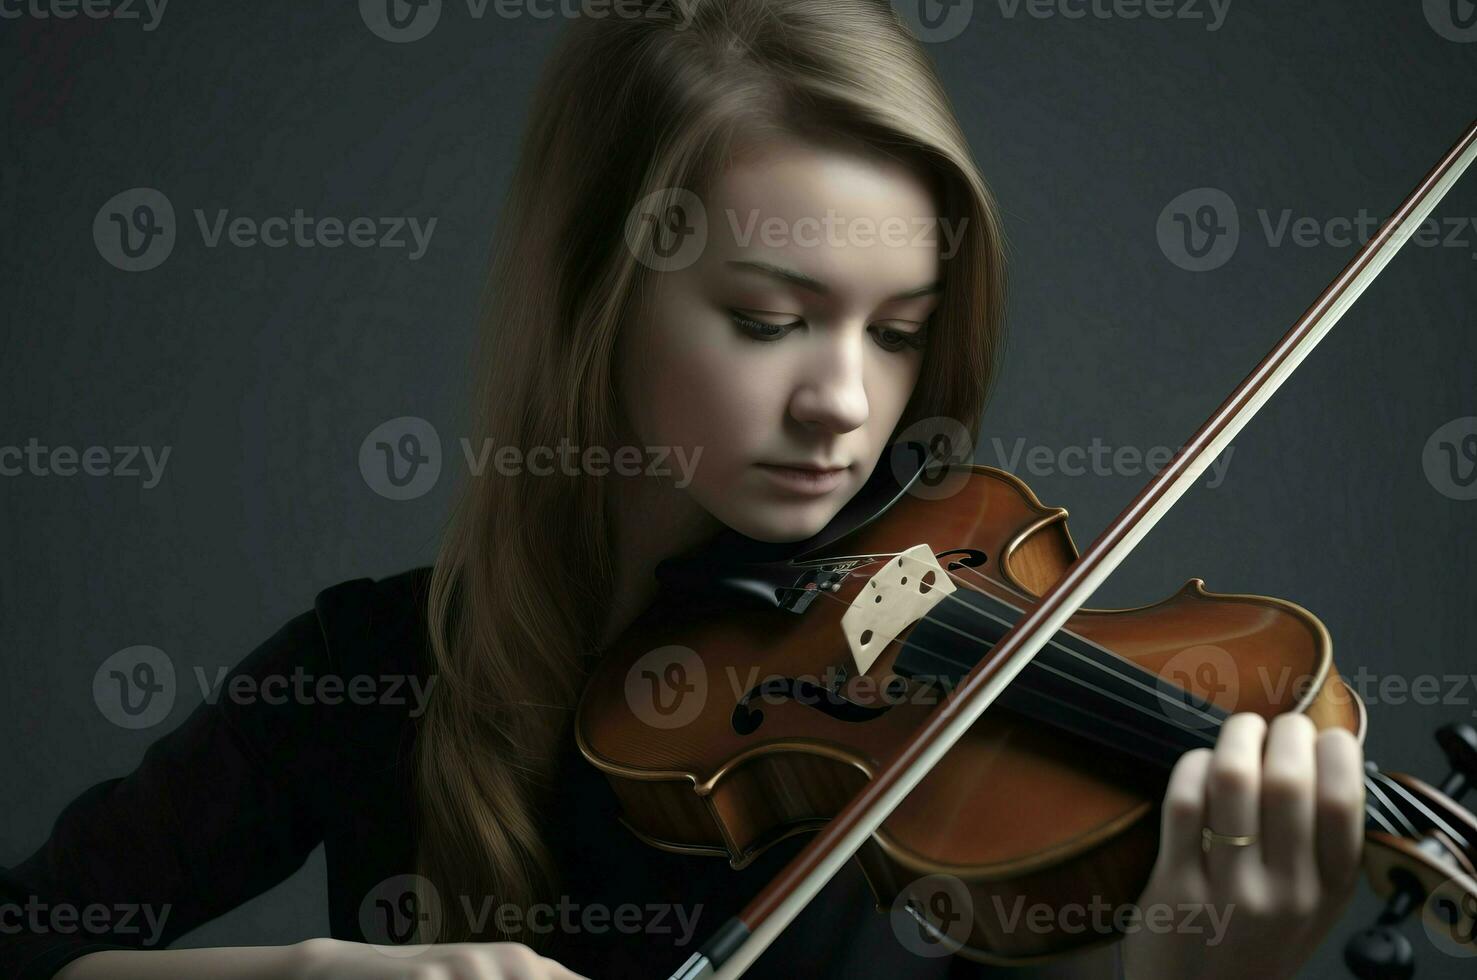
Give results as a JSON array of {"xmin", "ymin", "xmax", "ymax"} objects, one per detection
[
  {"xmin": 216, "ymin": 565, "xmax": 437, "ymax": 773},
  {"xmin": 311, "ymin": 564, "xmax": 435, "ymax": 679}
]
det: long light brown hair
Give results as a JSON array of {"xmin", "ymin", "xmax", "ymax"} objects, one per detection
[{"xmin": 414, "ymin": 0, "xmax": 1011, "ymax": 943}]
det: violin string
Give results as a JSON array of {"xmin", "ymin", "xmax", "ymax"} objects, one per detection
[
  {"xmin": 1367, "ymin": 769, "xmax": 1469, "ymax": 851},
  {"xmin": 1361, "ymin": 791, "xmax": 1401, "ymax": 837},
  {"xmin": 1363, "ymin": 775, "xmax": 1422, "ymax": 839},
  {"xmin": 932, "ymin": 561, "xmax": 1227, "ymax": 731},
  {"xmin": 913, "ymin": 554, "xmax": 1420, "ymax": 838},
  {"xmin": 852, "ymin": 550, "xmax": 1226, "ymax": 730},
  {"xmin": 927, "ymin": 632, "xmax": 1215, "ymax": 751},
  {"xmin": 847, "ymin": 550, "xmax": 1225, "ymax": 728},
  {"xmin": 794, "ymin": 553, "xmax": 1225, "ymax": 751},
  {"xmin": 896, "ymin": 604, "xmax": 1220, "ymax": 754},
  {"xmin": 798, "ymin": 550, "xmax": 1411, "ymax": 837},
  {"xmin": 797, "ymin": 554, "xmax": 1225, "ymax": 753},
  {"xmin": 903, "ymin": 630, "xmax": 1216, "ymax": 761},
  {"xmin": 653, "ymin": 548, "xmax": 1412, "ymax": 839}
]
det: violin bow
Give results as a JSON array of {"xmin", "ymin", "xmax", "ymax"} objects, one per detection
[{"xmin": 670, "ymin": 116, "xmax": 1477, "ymax": 980}]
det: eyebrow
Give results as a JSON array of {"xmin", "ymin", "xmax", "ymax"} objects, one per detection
[{"xmin": 725, "ymin": 259, "xmax": 942, "ymax": 301}]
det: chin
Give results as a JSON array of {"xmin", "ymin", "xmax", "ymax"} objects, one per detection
[{"xmin": 712, "ymin": 500, "xmax": 840, "ymax": 544}]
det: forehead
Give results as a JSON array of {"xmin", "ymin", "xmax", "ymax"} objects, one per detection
[{"xmin": 698, "ymin": 137, "xmax": 943, "ymax": 301}]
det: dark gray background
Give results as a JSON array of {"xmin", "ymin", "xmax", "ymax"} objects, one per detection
[{"xmin": 2, "ymin": 2, "xmax": 1474, "ymax": 977}]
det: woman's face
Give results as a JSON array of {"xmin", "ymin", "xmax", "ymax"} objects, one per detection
[{"xmin": 616, "ymin": 136, "xmax": 944, "ymax": 544}]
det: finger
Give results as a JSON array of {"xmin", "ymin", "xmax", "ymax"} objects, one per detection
[
  {"xmin": 1204, "ymin": 712, "xmax": 1267, "ymax": 886},
  {"xmin": 1314, "ymin": 726, "xmax": 1366, "ymax": 892},
  {"xmin": 522, "ymin": 950, "xmax": 590, "ymax": 980},
  {"xmin": 1259, "ymin": 712, "xmax": 1317, "ymax": 884},
  {"xmin": 520, "ymin": 958, "xmax": 590, "ymax": 980},
  {"xmin": 486, "ymin": 943, "xmax": 544, "ymax": 980},
  {"xmin": 545, "ymin": 960, "xmax": 593, "ymax": 980},
  {"xmin": 1158, "ymin": 747, "xmax": 1214, "ymax": 881}
]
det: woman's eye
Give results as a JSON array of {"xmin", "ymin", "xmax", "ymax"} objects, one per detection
[
  {"xmin": 728, "ymin": 311, "xmax": 927, "ymax": 353},
  {"xmin": 729, "ymin": 311, "xmax": 799, "ymax": 342},
  {"xmin": 871, "ymin": 324, "xmax": 928, "ymax": 353}
]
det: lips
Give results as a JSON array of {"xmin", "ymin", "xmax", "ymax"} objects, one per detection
[
  {"xmin": 754, "ymin": 461, "xmax": 852, "ymax": 496},
  {"xmin": 759, "ymin": 462, "xmax": 850, "ymax": 473}
]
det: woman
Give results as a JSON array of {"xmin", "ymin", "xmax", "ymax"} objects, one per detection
[{"xmin": 3, "ymin": 2, "xmax": 1365, "ymax": 977}]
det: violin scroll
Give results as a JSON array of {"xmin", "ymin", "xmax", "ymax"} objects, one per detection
[{"xmin": 1345, "ymin": 724, "xmax": 1477, "ymax": 977}]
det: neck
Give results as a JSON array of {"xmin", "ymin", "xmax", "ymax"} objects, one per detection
[{"xmin": 599, "ymin": 467, "xmax": 722, "ymax": 650}]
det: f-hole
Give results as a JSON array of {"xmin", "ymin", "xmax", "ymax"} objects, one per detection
[
  {"xmin": 935, "ymin": 548, "xmax": 987, "ymax": 571},
  {"xmin": 731, "ymin": 668, "xmax": 908, "ymax": 735}
]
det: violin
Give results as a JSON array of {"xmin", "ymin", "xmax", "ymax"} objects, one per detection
[
  {"xmin": 576, "ymin": 118, "xmax": 1477, "ymax": 979},
  {"xmin": 580, "ymin": 452, "xmax": 1477, "ymax": 973}
]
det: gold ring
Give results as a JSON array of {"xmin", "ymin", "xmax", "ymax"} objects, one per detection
[{"xmin": 1201, "ymin": 826, "xmax": 1258, "ymax": 852}]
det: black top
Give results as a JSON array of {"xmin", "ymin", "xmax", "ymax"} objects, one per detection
[{"xmin": 1, "ymin": 566, "xmax": 1112, "ymax": 979}]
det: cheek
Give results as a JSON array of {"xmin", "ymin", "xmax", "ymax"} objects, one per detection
[
  {"xmin": 873, "ymin": 356, "xmax": 921, "ymax": 422},
  {"xmin": 857, "ymin": 352, "xmax": 923, "ymax": 453},
  {"xmin": 626, "ymin": 312, "xmax": 783, "ymax": 473}
]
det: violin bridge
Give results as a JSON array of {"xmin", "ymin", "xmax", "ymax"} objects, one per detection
[{"xmin": 842, "ymin": 544, "xmax": 956, "ymax": 677}]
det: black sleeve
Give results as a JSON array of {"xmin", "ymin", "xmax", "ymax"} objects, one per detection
[{"xmin": 0, "ymin": 585, "xmax": 369, "ymax": 980}]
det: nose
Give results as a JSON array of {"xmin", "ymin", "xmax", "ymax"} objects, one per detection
[{"xmin": 787, "ymin": 324, "xmax": 870, "ymax": 434}]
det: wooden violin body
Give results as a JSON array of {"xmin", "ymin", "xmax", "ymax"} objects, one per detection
[{"xmin": 577, "ymin": 464, "xmax": 1378, "ymax": 962}]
